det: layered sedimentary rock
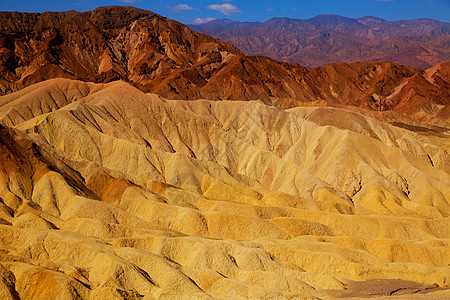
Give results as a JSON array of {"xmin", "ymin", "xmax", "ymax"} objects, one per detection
[{"xmin": 0, "ymin": 79, "xmax": 448, "ymax": 298}]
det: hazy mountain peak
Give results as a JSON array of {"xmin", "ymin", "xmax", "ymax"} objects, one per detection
[
  {"xmin": 358, "ymin": 16, "xmax": 387, "ymax": 22},
  {"xmin": 307, "ymin": 14, "xmax": 358, "ymax": 25}
]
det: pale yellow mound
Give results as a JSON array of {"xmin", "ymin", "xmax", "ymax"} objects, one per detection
[{"xmin": 0, "ymin": 79, "xmax": 449, "ymax": 299}]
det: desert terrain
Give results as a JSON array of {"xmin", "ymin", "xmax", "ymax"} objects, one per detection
[{"xmin": 0, "ymin": 6, "xmax": 449, "ymax": 299}]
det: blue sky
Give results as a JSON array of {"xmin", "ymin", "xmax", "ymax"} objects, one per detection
[{"xmin": 1, "ymin": 0, "xmax": 449, "ymax": 24}]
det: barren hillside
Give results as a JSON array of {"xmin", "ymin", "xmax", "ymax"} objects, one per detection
[
  {"xmin": 0, "ymin": 79, "xmax": 449, "ymax": 298},
  {"xmin": 1, "ymin": 7, "xmax": 449, "ymax": 123}
]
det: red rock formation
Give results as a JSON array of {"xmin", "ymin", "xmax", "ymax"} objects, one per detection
[{"xmin": 0, "ymin": 6, "xmax": 448, "ymax": 119}]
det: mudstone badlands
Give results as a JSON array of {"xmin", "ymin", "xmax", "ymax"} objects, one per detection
[{"xmin": 0, "ymin": 6, "xmax": 449, "ymax": 299}]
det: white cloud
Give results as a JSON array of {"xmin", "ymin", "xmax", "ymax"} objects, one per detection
[
  {"xmin": 174, "ymin": 4, "xmax": 193, "ymax": 10},
  {"xmin": 207, "ymin": 3, "xmax": 242, "ymax": 15},
  {"xmin": 175, "ymin": 4, "xmax": 192, "ymax": 10},
  {"xmin": 171, "ymin": 4, "xmax": 199, "ymax": 12},
  {"xmin": 118, "ymin": 0, "xmax": 137, "ymax": 3},
  {"xmin": 193, "ymin": 17, "xmax": 216, "ymax": 24},
  {"xmin": 265, "ymin": 8, "xmax": 275, "ymax": 12}
]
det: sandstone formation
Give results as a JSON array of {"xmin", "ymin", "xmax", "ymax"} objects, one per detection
[
  {"xmin": 190, "ymin": 15, "xmax": 450, "ymax": 69},
  {"xmin": 0, "ymin": 79, "xmax": 449, "ymax": 299}
]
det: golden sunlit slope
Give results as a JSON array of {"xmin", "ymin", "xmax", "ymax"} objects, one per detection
[{"xmin": 0, "ymin": 79, "xmax": 449, "ymax": 299}]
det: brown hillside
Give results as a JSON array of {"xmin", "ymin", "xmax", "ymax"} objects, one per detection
[{"xmin": 0, "ymin": 6, "xmax": 449, "ymax": 122}]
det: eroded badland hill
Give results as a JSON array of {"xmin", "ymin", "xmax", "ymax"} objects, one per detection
[{"xmin": 0, "ymin": 6, "xmax": 449, "ymax": 299}]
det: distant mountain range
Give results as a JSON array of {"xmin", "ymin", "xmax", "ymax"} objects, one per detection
[
  {"xmin": 0, "ymin": 6, "xmax": 449, "ymax": 124},
  {"xmin": 190, "ymin": 15, "xmax": 450, "ymax": 69}
]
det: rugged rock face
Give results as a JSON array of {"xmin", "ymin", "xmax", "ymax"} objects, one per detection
[
  {"xmin": 0, "ymin": 6, "xmax": 241, "ymax": 95},
  {"xmin": 1, "ymin": 6, "xmax": 449, "ymax": 122},
  {"xmin": 190, "ymin": 15, "xmax": 450, "ymax": 69},
  {"xmin": 0, "ymin": 79, "xmax": 449, "ymax": 299}
]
